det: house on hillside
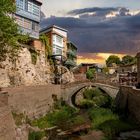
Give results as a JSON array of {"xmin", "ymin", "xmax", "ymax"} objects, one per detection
[
  {"xmin": 15, "ymin": 0, "xmax": 42, "ymax": 39},
  {"xmin": 40, "ymin": 25, "xmax": 68, "ymax": 59},
  {"xmin": 65, "ymin": 41, "xmax": 77, "ymax": 69}
]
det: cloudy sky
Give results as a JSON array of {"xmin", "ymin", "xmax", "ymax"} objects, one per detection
[{"xmin": 41, "ymin": 0, "xmax": 140, "ymax": 65}]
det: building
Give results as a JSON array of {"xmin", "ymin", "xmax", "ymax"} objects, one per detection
[
  {"xmin": 117, "ymin": 63, "xmax": 137, "ymax": 73},
  {"xmin": 15, "ymin": 0, "xmax": 42, "ymax": 39},
  {"xmin": 65, "ymin": 42, "xmax": 77, "ymax": 69},
  {"xmin": 40, "ymin": 25, "xmax": 68, "ymax": 58},
  {"xmin": 77, "ymin": 63, "xmax": 99, "ymax": 74}
]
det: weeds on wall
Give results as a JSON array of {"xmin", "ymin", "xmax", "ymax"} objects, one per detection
[
  {"xmin": 29, "ymin": 49, "xmax": 38, "ymax": 65},
  {"xmin": 39, "ymin": 34, "xmax": 53, "ymax": 63}
]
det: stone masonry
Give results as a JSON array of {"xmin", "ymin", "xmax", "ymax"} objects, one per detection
[{"xmin": 0, "ymin": 91, "xmax": 16, "ymax": 140}]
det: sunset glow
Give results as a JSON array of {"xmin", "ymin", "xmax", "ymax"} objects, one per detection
[{"xmin": 77, "ymin": 53, "xmax": 126, "ymax": 65}]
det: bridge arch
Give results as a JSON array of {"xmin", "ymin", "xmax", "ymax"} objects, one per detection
[{"xmin": 62, "ymin": 83, "xmax": 119, "ymax": 107}]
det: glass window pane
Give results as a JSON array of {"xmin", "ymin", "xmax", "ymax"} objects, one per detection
[
  {"xmin": 28, "ymin": 1, "xmax": 32, "ymax": 13},
  {"xmin": 55, "ymin": 35, "xmax": 63, "ymax": 45},
  {"xmin": 16, "ymin": 0, "xmax": 24, "ymax": 10}
]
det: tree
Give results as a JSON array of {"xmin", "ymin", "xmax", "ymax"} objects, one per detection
[
  {"xmin": 86, "ymin": 68, "xmax": 96, "ymax": 80},
  {"xmin": 102, "ymin": 67, "xmax": 109, "ymax": 74},
  {"xmin": 0, "ymin": 0, "xmax": 28, "ymax": 61},
  {"xmin": 121, "ymin": 55, "xmax": 136, "ymax": 65},
  {"xmin": 106, "ymin": 55, "xmax": 121, "ymax": 67}
]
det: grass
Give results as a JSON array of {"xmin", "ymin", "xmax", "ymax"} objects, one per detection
[
  {"xmin": 30, "ymin": 115, "xmax": 49, "ymax": 129},
  {"xmin": 88, "ymin": 107, "xmax": 137, "ymax": 139},
  {"xmin": 30, "ymin": 105, "xmax": 81, "ymax": 130},
  {"xmin": 28, "ymin": 131, "xmax": 45, "ymax": 140}
]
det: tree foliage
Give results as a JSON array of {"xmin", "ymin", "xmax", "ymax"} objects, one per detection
[
  {"xmin": 0, "ymin": 0, "xmax": 29, "ymax": 61},
  {"xmin": 86, "ymin": 68, "xmax": 96, "ymax": 80},
  {"xmin": 106, "ymin": 55, "xmax": 121, "ymax": 67},
  {"xmin": 121, "ymin": 55, "xmax": 136, "ymax": 65}
]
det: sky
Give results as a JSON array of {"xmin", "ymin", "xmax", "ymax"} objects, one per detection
[{"xmin": 41, "ymin": 0, "xmax": 140, "ymax": 65}]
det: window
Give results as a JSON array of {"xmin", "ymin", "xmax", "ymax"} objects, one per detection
[
  {"xmin": 32, "ymin": 22, "xmax": 39, "ymax": 32},
  {"xmin": 27, "ymin": 1, "xmax": 32, "ymax": 13},
  {"xmin": 56, "ymin": 48, "xmax": 62, "ymax": 55},
  {"xmin": 33, "ymin": 4, "xmax": 40, "ymax": 16},
  {"xmin": 53, "ymin": 45, "xmax": 63, "ymax": 55},
  {"xmin": 55, "ymin": 35, "xmax": 63, "ymax": 45},
  {"xmin": 27, "ymin": 1, "xmax": 40, "ymax": 16},
  {"xmin": 16, "ymin": 0, "xmax": 24, "ymax": 10}
]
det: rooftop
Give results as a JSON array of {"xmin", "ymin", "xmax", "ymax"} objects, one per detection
[
  {"xmin": 40, "ymin": 25, "xmax": 68, "ymax": 34},
  {"xmin": 67, "ymin": 41, "xmax": 78, "ymax": 50},
  {"xmin": 35, "ymin": 0, "xmax": 43, "ymax": 4}
]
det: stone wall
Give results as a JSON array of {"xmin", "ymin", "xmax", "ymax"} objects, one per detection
[
  {"xmin": 0, "ymin": 92, "xmax": 16, "ymax": 140},
  {"xmin": 116, "ymin": 86, "xmax": 140, "ymax": 124},
  {"xmin": 4, "ymin": 84, "xmax": 62, "ymax": 119},
  {"xmin": 0, "ymin": 47, "xmax": 52, "ymax": 87}
]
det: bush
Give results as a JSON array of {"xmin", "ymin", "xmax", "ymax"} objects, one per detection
[
  {"xmin": 71, "ymin": 115, "xmax": 85, "ymax": 126},
  {"xmin": 47, "ymin": 106, "xmax": 78, "ymax": 129},
  {"xmin": 98, "ymin": 119, "xmax": 135, "ymax": 138},
  {"xmin": 79, "ymin": 99, "xmax": 96, "ymax": 108},
  {"xmin": 83, "ymin": 88, "xmax": 102, "ymax": 99},
  {"xmin": 28, "ymin": 131, "xmax": 45, "ymax": 140},
  {"xmin": 88, "ymin": 108, "xmax": 119, "ymax": 129},
  {"xmin": 31, "ymin": 115, "xmax": 49, "ymax": 129},
  {"xmin": 86, "ymin": 68, "xmax": 96, "ymax": 80},
  {"xmin": 80, "ymin": 88, "xmax": 111, "ymax": 108},
  {"xmin": 88, "ymin": 107, "xmax": 137, "ymax": 139}
]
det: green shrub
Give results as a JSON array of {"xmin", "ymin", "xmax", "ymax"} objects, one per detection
[
  {"xmin": 98, "ymin": 119, "xmax": 135, "ymax": 138},
  {"xmin": 92, "ymin": 95, "xmax": 109, "ymax": 107},
  {"xmin": 79, "ymin": 99, "xmax": 95, "ymax": 108},
  {"xmin": 83, "ymin": 88, "xmax": 102, "ymax": 99},
  {"xmin": 28, "ymin": 131, "xmax": 45, "ymax": 140},
  {"xmin": 31, "ymin": 115, "xmax": 49, "ymax": 129},
  {"xmin": 71, "ymin": 115, "xmax": 85, "ymax": 126},
  {"xmin": 47, "ymin": 106, "xmax": 78, "ymax": 129},
  {"xmin": 81, "ymin": 88, "xmax": 111, "ymax": 108},
  {"xmin": 86, "ymin": 68, "xmax": 96, "ymax": 80},
  {"xmin": 88, "ymin": 108, "xmax": 119, "ymax": 129},
  {"xmin": 88, "ymin": 107, "xmax": 137, "ymax": 139}
]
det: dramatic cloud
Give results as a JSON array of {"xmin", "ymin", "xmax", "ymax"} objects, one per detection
[{"xmin": 41, "ymin": 7, "xmax": 140, "ymax": 56}]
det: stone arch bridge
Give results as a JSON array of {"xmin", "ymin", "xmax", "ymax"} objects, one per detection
[{"xmin": 61, "ymin": 82, "xmax": 119, "ymax": 106}]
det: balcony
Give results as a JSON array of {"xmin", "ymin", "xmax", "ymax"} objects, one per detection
[{"xmin": 16, "ymin": 9, "xmax": 40, "ymax": 22}]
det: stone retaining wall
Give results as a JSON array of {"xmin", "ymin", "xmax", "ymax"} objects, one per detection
[
  {"xmin": 0, "ymin": 92, "xmax": 16, "ymax": 140},
  {"xmin": 116, "ymin": 86, "xmax": 140, "ymax": 124},
  {"xmin": 4, "ymin": 84, "xmax": 62, "ymax": 119}
]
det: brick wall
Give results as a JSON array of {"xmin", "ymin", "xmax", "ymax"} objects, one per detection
[{"xmin": 31, "ymin": 39, "xmax": 45, "ymax": 52}]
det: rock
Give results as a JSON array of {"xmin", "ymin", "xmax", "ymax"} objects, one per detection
[{"xmin": 0, "ymin": 48, "xmax": 52, "ymax": 87}]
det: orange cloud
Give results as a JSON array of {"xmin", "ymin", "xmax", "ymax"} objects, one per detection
[{"xmin": 77, "ymin": 53, "xmax": 126, "ymax": 65}]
